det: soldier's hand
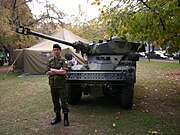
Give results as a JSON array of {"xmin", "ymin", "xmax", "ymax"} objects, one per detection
[{"xmin": 46, "ymin": 70, "xmax": 55, "ymax": 76}]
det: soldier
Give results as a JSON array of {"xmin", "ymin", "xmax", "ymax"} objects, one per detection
[{"xmin": 45, "ymin": 44, "xmax": 69, "ymax": 126}]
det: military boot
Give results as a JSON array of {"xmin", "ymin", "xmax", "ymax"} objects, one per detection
[
  {"xmin": 64, "ymin": 113, "xmax": 69, "ymax": 126},
  {"xmin": 51, "ymin": 112, "xmax": 61, "ymax": 125}
]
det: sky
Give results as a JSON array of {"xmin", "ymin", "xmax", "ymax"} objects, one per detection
[{"xmin": 27, "ymin": 0, "xmax": 109, "ymax": 21}]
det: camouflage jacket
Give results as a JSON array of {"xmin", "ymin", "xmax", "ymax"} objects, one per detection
[{"xmin": 45, "ymin": 56, "xmax": 68, "ymax": 87}]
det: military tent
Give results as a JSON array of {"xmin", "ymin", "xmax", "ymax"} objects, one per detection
[{"xmin": 13, "ymin": 28, "xmax": 90, "ymax": 75}]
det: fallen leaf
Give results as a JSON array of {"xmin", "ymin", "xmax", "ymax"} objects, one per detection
[
  {"xmin": 143, "ymin": 109, "xmax": 149, "ymax": 113},
  {"xmin": 112, "ymin": 123, "xmax": 116, "ymax": 128},
  {"xmin": 91, "ymin": 115, "xmax": 94, "ymax": 118},
  {"xmin": 151, "ymin": 131, "xmax": 158, "ymax": 134},
  {"xmin": 148, "ymin": 130, "xmax": 158, "ymax": 134}
]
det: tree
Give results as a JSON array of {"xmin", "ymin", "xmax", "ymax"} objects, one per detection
[
  {"xmin": 65, "ymin": 18, "xmax": 106, "ymax": 42},
  {"xmin": 62, "ymin": 3, "xmax": 105, "ymax": 42},
  {"xmin": 0, "ymin": 0, "xmax": 38, "ymax": 48},
  {"xmin": 0, "ymin": 0, "xmax": 67, "ymax": 51},
  {"xmin": 0, "ymin": 0, "xmax": 38, "ymax": 64},
  {"xmin": 94, "ymin": 0, "xmax": 180, "ymax": 54}
]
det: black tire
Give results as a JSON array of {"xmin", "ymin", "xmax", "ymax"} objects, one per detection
[
  {"xmin": 67, "ymin": 84, "xmax": 82, "ymax": 105},
  {"xmin": 121, "ymin": 84, "xmax": 134, "ymax": 109},
  {"xmin": 0, "ymin": 60, "xmax": 4, "ymax": 66}
]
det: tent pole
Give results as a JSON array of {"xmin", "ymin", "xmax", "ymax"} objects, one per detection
[{"xmin": 2, "ymin": 50, "xmax": 23, "ymax": 80}]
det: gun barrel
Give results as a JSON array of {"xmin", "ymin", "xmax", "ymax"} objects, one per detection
[
  {"xmin": 16, "ymin": 26, "xmax": 73, "ymax": 46},
  {"xmin": 16, "ymin": 26, "xmax": 145, "ymax": 55}
]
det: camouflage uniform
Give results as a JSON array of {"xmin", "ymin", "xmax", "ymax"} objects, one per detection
[{"xmin": 46, "ymin": 56, "xmax": 69, "ymax": 114}]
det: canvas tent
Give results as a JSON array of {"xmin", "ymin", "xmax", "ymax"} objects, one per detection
[{"xmin": 13, "ymin": 28, "xmax": 90, "ymax": 75}]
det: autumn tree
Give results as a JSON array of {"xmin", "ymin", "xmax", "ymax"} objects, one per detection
[
  {"xmin": 0, "ymin": 0, "xmax": 37, "ymax": 64},
  {"xmin": 0, "ymin": 0, "xmax": 39, "ymax": 49},
  {"xmin": 1, "ymin": 0, "xmax": 68, "ymax": 51},
  {"xmin": 63, "ymin": 4, "xmax": 105, "ymax": 42},
  {"xmin": 93, "ymin": 0, "xmax": 180, "ymax": 54}
]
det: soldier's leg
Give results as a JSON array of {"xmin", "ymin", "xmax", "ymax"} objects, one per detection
[
  {"xmin": 59, "ymin": 86, "xmax": 69, "ymax": 113},
  {"xmin": 50, "ymin": 87, "xmax": 61, "ymax": 125},
  {"xmin": 51, "ymin": 87, "xmax": 61, "ymax": 113},
  {"xmin": 59, "ymin": 85, "xmax": 69, "ymax": 126}
]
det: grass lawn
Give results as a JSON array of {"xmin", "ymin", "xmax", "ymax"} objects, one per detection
[{"xmin": 0, "ymin": 60, "xmax": 179, "ymax": 135}]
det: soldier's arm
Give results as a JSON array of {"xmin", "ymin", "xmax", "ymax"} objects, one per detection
[
  {"xmin": 46, "ymin": 70, "xmax": 57, "ymax": 76},
  {"xmin": 51, "ymin": 58, "xmax": 68, "ymax": 75},
  {"xmin": 51, "ymin": 68, "xmax": 67, "ymax": 75},
  {"xmin": 48, "ymin": 58, "xmax": 68, "ymax": 75},
  {"xmin": 45, "ymin": 58, "xmax": 56, "ymax": 76}
]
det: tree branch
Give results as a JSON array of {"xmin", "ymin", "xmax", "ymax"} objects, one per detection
[
  {"xmin": 159, "ymin": 18, "xmax": 166, "ymax": 31},
  {"xmin": 26, "ymin": 15, "xmax": 62, "ymax": 27},
  {"xmin": 138, "ymin": 0, "xmax": 151, "ymax": 9},
  {"xmin": 15, "ymin": 0, "xmax": 33, "ymax": 8},
  {"xmin": 178, "ymin": 0, "xmax": 180, "ymax": 7},
  {"xmin": 138, "ymin": 0, "xmax": 166, "ymax": 31},
  {"xmin": 11, "ymin": 0, "xmax": 17, "ymax": 24}
]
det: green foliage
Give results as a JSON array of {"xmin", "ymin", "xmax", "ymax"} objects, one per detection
[
  {"xmin": 67, "ymin": 20, "xmax": 106, "ymax": 42},
  {"xmin": 0, "ymin": 0, "xmax": 38, "ymax": 49},
  {"xmin": 97, "ymin": 0, "xmax": 179, "ymax": 53},
  {"xmin": 64, "ymin": 12, "xmax": 105, "ymax": 42}
]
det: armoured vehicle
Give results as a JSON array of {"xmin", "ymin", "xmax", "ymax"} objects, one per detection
[{"xmin": 16, "ymin": 26, "xmax": 145, "ymax": 109}]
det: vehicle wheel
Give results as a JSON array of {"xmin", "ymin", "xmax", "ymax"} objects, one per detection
[
  {"xmin": 0, "ymin": 60, "xmax": 4, "ymax": 66},
  {"xmin": 121, "ymin": 84, "xmax": 134, "ymax": 109},
  {"xmin": 67, "ymin": 84, "xmax": 82, "ymax": 105}
]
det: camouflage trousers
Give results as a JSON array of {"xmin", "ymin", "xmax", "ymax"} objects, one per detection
[{"xmin": 50, "ymin": 86, "xmax": 69, "ymax": 114}]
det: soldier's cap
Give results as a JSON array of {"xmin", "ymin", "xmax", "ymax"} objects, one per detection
[{"xmin": 53, "ymin": 44, "xmax": 61, "ymax": 50}]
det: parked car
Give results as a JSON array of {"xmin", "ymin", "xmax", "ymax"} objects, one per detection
[
  {"xmin": 173, "ymin": 50, "xmax": 180, "ymax": 60},
  {"xmin": 139, "ymin": 52, "xmax": 146, "ymax": 57},
  {"xmin": 145, "ymin": 52, "xmax": 161, "ymax": 59},
  {"xmin": 154, "ymin": 51, "xmax": 168, "ymax": 59}
]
